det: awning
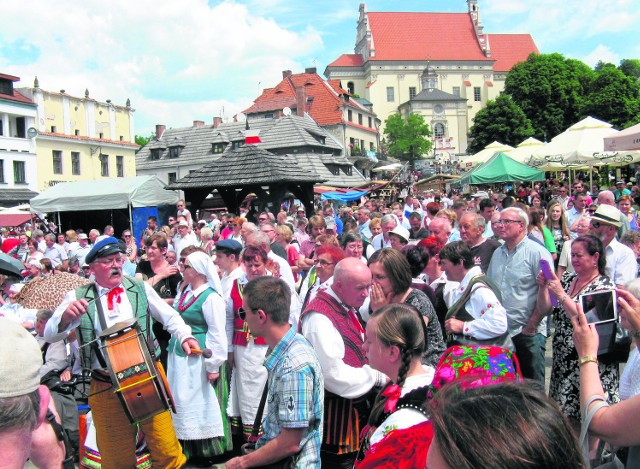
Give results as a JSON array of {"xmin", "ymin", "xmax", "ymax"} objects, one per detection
[{"xmin": 0, "ymin": 212, "xmax": 32, "ymax": 227}]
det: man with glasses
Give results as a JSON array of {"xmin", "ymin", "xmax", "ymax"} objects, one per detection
[
  {"xmin": 172, "ymin": 219, "xmax": 198, "ymax": 257},
  {"xmin": 487, "ymin": 207, "xmax": 554, "ymax": 382},
  {"xmin": 300, "ymin": 258, "xmax": 385, "ymax": 467},
  {"xmin": 260, "ymin": 222, "xmax": 288, "ymax": 260},
  {"xmin": 589, "ymin": 205, "xmax": 636, "ymax": 287},
  {"xmin": 555, "ymin": 185, "xmax": 570, "ymax": 209},
  {"xmin": 44, "ymin": 237, "xmax": 199, "ymax": 468},
  {"xmin": 225, "ymin": 277, "xmax": 324, "ymax": 469}
]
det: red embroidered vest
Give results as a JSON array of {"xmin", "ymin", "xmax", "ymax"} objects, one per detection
[
  {"xmin": 301, "ymin": 289, "xmax": 367, "ymax": 367},
  {"xmin": 229, "ymin": 279, "xmax": 267, "ymax": 346}
]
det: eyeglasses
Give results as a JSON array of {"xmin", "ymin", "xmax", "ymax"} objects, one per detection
[
  {"xmin": 179, "ymin": 257, "xmax": 186, "ymax": 263},
  {"xmin": 94, "ymin": 257, "xmax": 125, "ymax": 267},
  {"xmin": 588, "ymin": 209, "xmax": 597, "ymax": 214},
  {"xmin": 123, "ymin": 235, "xmax": 131, "ymax": 238},
  {"xmin": 258, "ymin": 217, "xmax": 268, "ymax": 222},
  {"xmin": 238, "ymin": 307, "xmax": 251, "ymax": 320},
  {"xmin": 314, "ymin": 259, "xmax": 335, "ymax": 266},
  {"xmin": 590, "ymin": 221, "xmax": 604, "ymax": 228},
  {"xmin": 494, "ymin": 219, "xmax": 522, "ymax": 226},
  {"xmin": 183, "ymin": 264, "xmax": 192, "ymax": 270}
]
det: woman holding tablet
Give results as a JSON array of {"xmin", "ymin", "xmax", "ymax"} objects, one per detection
[{"xmin": 531, "ymin": 234, "xmax": 618, "ymax": 429}]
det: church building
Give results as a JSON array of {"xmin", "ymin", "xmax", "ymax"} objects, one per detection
[{"xmin": 324, "ymin": 0, "xmax": 538, "ymax": 156}]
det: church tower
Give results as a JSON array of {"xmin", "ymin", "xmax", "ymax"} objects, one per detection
[
  {"xmin": 421, "ymin": 62, "xmax": 438, "ymax": 91},
  {"xmin": 467, "ymin": 0, "xmax": 491, "ymax": 57}
]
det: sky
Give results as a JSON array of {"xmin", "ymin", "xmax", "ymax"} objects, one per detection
[{"xmin": 1, "ymin": 0, "xmax": 638, "ymax": 135}]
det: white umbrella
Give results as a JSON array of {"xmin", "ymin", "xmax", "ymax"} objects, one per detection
[
  {"xmin": 604, "ymin": 122, "xmax": 640, "ymax": 151},
  {"xmin": 505, "ymin": 137, "xmax": 546, "ymax": 164},
  {"xmin": 371, "ymin": 163, "xmax": 403, "ymax": 172},
  {"xmin": 461, "ymin": 141, "xmax": 514, "ymax": 168}
]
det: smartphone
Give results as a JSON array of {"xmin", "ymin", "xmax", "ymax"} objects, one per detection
[{"xmin": 579, "ymin": 290, "xmax": 618, "ymax": 325}]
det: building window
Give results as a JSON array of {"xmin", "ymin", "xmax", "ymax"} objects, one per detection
[
  {"xmin": 368, "ymin": 116, "xmax": 372, "ymax": 128},
  {"xmin": 347, "ymin": 82, "xmax": 355, "ymax": 94},
  {"xmin": 386, "ymin": 87, "xmax": 395, "ymax": 102},
  {"xmin": 99, "ymin": 132, "xmax": 104, "ymax": 139},
  {"xmin": 327, "ymin": 164, "xmax": 339, "ymax": 176},
  {"xmin": 434, "ymin": 104, "xmax": 444, "ymax": 114},
  {"xmin": 71, "ymin": 152, "xmax": 80, "ymax": 175},
  {"xmin": 168, "ymin": 172, "xmax": 177, "ymax": 184},
  {"xmin": 231, "ymin": 141, "xmax": 243, "ymax": 150},
  {"xmin": 150, "ymin": 149, "xmax": 161, "ymax": 160},
  {"xmin": 370, "ymin": 142, "xmax": 375, "ymax": 151},
  {"xmin": 100, "ymin": 154, "xmax": 109, "ymax": 177},
  {"xmin": 474, "ymin": 87, "xmax": 481, "ymax": 102},
  {"xmin": 452, "ymin": 86, "xmax": 461, "ymax": 97},
  {"xmin": 212, "ymin": 143, "xmax": 225, "ymax": 154},
  {"xmin": 347, "ymin": 110, "xmax": 353, "ymax": 122},
  {"xmin": 169, "ymin": 147, "xmax": 181, "ymax": 159},
  {"xmin": 13, "ymin": 161, "xmax": 26, "ymax": 184},
  {"xmin": 0, "ymin": 159, "xmax": 4, "ymax": 183},
  {"xmin": 75, "ymin": 129, "xmax": 80, "ymax": 136},
  {"xmin": 409, "ymin": 87, "xmax": 417, "ymax": 99},
  {"xmin": 434, "ymin": 123, "xmax": 445, "ymax": 138},
  {"xmin": 52, "ymin": 150, "xmax": 63, "ymax": 174},
  {"xmin": 116, "ymin": 155, "xmax": 124, "ymax": 177},
  {"xmin": 0, "ymin": 120, "xmax": 3, "ymax": 136},
  {"xmin": 51, "ymin": 125, "xmax": 57, "ymax": 133},
  {"xmin": 358, "ymin": 113, "xmax": 363, "ymax": 125},
  {"xmin": 360, "ymin": 139, "xmax": 365, "ymax": 150}
]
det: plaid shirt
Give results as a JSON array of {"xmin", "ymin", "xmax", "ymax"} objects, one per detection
[{"xmin": 257, "ymin": 327, "xmax": 324, "ymax": 468}]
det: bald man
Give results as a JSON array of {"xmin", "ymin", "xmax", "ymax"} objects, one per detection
[
  {"xmin": 300, "ymin": 258, "xmax": 385, "ymax": 467},
  {"xmin": 597, "ymin": 190, "xmax": 630, "ymax": 239}
]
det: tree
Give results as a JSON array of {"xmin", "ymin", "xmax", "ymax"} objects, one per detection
[
  {"xmin": 383, "ymin": 113, "xmax": 432, "ymax": 167},
  {"xmin": 135, "ymin": 131, "xmax": 156, "ymax": 148},
  {"xmin": 619, "ymin": 59, "xmax": 640, "ymax": 79},
  {"xmin": 466, "ymin": 95, "xmax": 534, "ymax": 154},
  {"xmin": 582, "ymin": 64, "xmax": 640, "ymax": 128},
  {"xmin": 505, "ymin": 53, "xmax": 595, "ymax": 141}
]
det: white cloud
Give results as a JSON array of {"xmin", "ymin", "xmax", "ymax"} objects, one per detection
[
  {"xmin": 0, "ymin": 0, "xmax": 323, "ymax": 132},
  {"xmin": 581, "ymin": 45, "xmax": 620, "ymax": 67}
]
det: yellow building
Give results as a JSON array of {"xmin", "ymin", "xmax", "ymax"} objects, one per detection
[
  {"xmin": 324, "ymin": 1, "xmax": 538, "ymax": 156},
  {"xmin": 18, "ymin": 78, "xmax": 138, "ymax": 191}
]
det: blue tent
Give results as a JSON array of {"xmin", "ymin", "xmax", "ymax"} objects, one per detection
[{"xmin": 320, "ymin": 190, "xmax": 368, "ymax": 204}]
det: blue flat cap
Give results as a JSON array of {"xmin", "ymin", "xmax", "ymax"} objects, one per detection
[
  {"xmin": 215, "ymin": 239, "xmax": 243, "ymax": 254},
  {"xmin": 85, "ymin": 236, "xmax": 125, "ymax": 264}
]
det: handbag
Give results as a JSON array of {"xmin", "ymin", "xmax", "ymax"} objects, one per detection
[
  {"xmin": 580, "ymin": 395, "xmax": 624, "ymax": 469},
  {"xmin": 240, "ymin": 382, "xmax": 296, "ymax": 469},
  {"xmin": 596, "ymin": 320, "xmax": 631, "ymax": 364}
]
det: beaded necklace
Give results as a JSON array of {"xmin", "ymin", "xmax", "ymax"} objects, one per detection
[{"xmin": 178, "ymin": 289, "xmax": 199, "ymax": 312}]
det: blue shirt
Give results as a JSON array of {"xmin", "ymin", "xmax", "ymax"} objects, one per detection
[
  {"xmin": 487, "ymin": 236, "xmax": 553, "ymax": 336},
  {"xmin": 258, "ymin": 326, "xmax": 324, "ymax": 468}
]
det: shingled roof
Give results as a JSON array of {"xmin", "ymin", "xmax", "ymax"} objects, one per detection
[{"xmin": 166, "ymin": 144, "xmax": 324, "ymax": 189}]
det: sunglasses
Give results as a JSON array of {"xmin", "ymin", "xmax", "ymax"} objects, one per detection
[
  {"xmin": 588, "ymin": 209, "xmax": 597, "ymax": 214},
  {"xmin": 179, "ymin": 257, "xmax": 186, "ymax": 263},
  {"xmin": 590, "ymin": 221, "xmax": 603, "ymax": 228},
  {"xmin": 238, "ymin": 306, "xmax": 251, "ymax": 320}
]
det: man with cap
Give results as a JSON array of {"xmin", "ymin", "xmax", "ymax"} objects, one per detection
[
  {"xmin": 597, "ymin": 190, "xmax": 631, "ymax": 239},
  {"xmin": 172, "ymin": 219, "xmax": 198, "ymax": 256},
  {"xmin": 613, "ymin": 180, "xmax": 631, "ymax": 201},
  {"xmin": 214, "ymin": 239, "xmax": 244, "ymax": 299},
  {"xmin": 590, "ymin": 204, "xmax": 637, "ymax": 287},
  {"xmin": 69, "ymin": 232, "xmax": 91, "ymax": 266},
  {"xmin": 0, "ymin": 317, "xmax": 65, "ymax": 468},
  {"xmin": 44, "ymin": 237, "xmax": 200, "ymax": 468}
]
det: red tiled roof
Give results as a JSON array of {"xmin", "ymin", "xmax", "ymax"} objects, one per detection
[
  {"xmin": 39, "ymin": 131, "xmax": 139, "ymax": 147},
  {"xmin": 367, "ymin": 12, "xmax": 490, "ymax": 61},
  {"xmin": 0, "ymin": 89, "xmax": 34, "ymax": 105},
  {"xmin": 346, "ymin": 121, "xmax": 378, "ymax": 134},
  {"xmin": 0, "ymin": 73, "xmax": 20, "ymax": 81},
  {"xmin": 244, "ymin": 72, "xmax": 374, "ymax": 127},
  {"xmin": 488, "ymin": 34, "xmax": 539, "ymax": 71},
  {"xmin": 327, "ymin": 54, "xmax": 364, "ymax": 67}
]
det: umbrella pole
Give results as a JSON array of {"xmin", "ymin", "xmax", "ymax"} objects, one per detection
[
  {"xmin": 57, "ymin": 211, "xmax": 61, "ymax": 234},
  {"xmin": 128, "ymin": 204, "xmax": 133, "ymax": 235}
]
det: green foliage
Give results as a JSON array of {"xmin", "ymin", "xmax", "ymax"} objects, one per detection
[
  {"xmin": 504, "ymin": 53, "xmax": 595, "ymax": 141},
  {"xmin": 619, "ymin": 59, "xmax": 640, "ymax": 79},
  {"xmin": 135, "ymin": 132, "xmax": 155, "ymax": 148},
  {"xmin": 383, "ymin": 113, "xmax": 432, "ymax": 163},
  {"xmin": 582, "ymin": 65, "xmax": 640, "ymax": 128},
  {"xmin": 467, "ymin": 95, "xmax": 534, "ymax": 154}
]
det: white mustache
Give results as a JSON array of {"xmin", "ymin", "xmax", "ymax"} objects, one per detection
[{"xmin": 109, "ymin": 268, "xmax": 121, "ymax": 277}]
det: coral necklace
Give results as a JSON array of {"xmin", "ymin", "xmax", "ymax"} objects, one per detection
[{"xmin": 178, "ymin": 290, "xmax": 199, "ymax": 312}]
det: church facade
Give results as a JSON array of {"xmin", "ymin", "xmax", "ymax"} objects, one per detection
[{"xmin": 324, "ymin": 1, "xmax": 538, "ymax": 157}]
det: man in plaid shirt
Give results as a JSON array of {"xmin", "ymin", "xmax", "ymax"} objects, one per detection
[{"xmin": 226, "ymin": 277, "xmax": 324, "ymax": 468}]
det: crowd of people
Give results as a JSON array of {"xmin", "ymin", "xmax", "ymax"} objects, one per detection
[{"xmin": 3, "ymin": 178, "xmax": 640, "ymax": 467}]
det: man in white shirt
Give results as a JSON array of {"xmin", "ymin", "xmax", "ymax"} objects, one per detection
[
  {"xmin": 172, "ymin": 220, "xmax": 198, "ymax": 256},
  {"xmin": 371, "ymin": 214, "xmax": 396, "ymax": 251},
  {"xmin": 589, "ymin": 204, "xmax": 636, "ymax": 287},
  {"xmin": 43, "ymin": 233, "xmax": 68, "ymax": 268},
  {"xmin": 245, "ymin": 231, "xmax": 296, "ymax": 293},
  {"xmin": 69, "ymin": 233, "xmax": 92, "ymax": 265}
]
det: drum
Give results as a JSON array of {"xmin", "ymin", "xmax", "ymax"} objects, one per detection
[{"xmin": 99, "ymin": 318, "xmax": 175, "ymax": 423}]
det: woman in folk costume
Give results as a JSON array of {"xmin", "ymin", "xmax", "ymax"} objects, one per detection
[
  {"xmin": 168, "ymin": 251, "xmax": 231, "ymax": 464},
  {"xmin": 226, "ymin": 246, "xmax": 280, "ymax": 442}
]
